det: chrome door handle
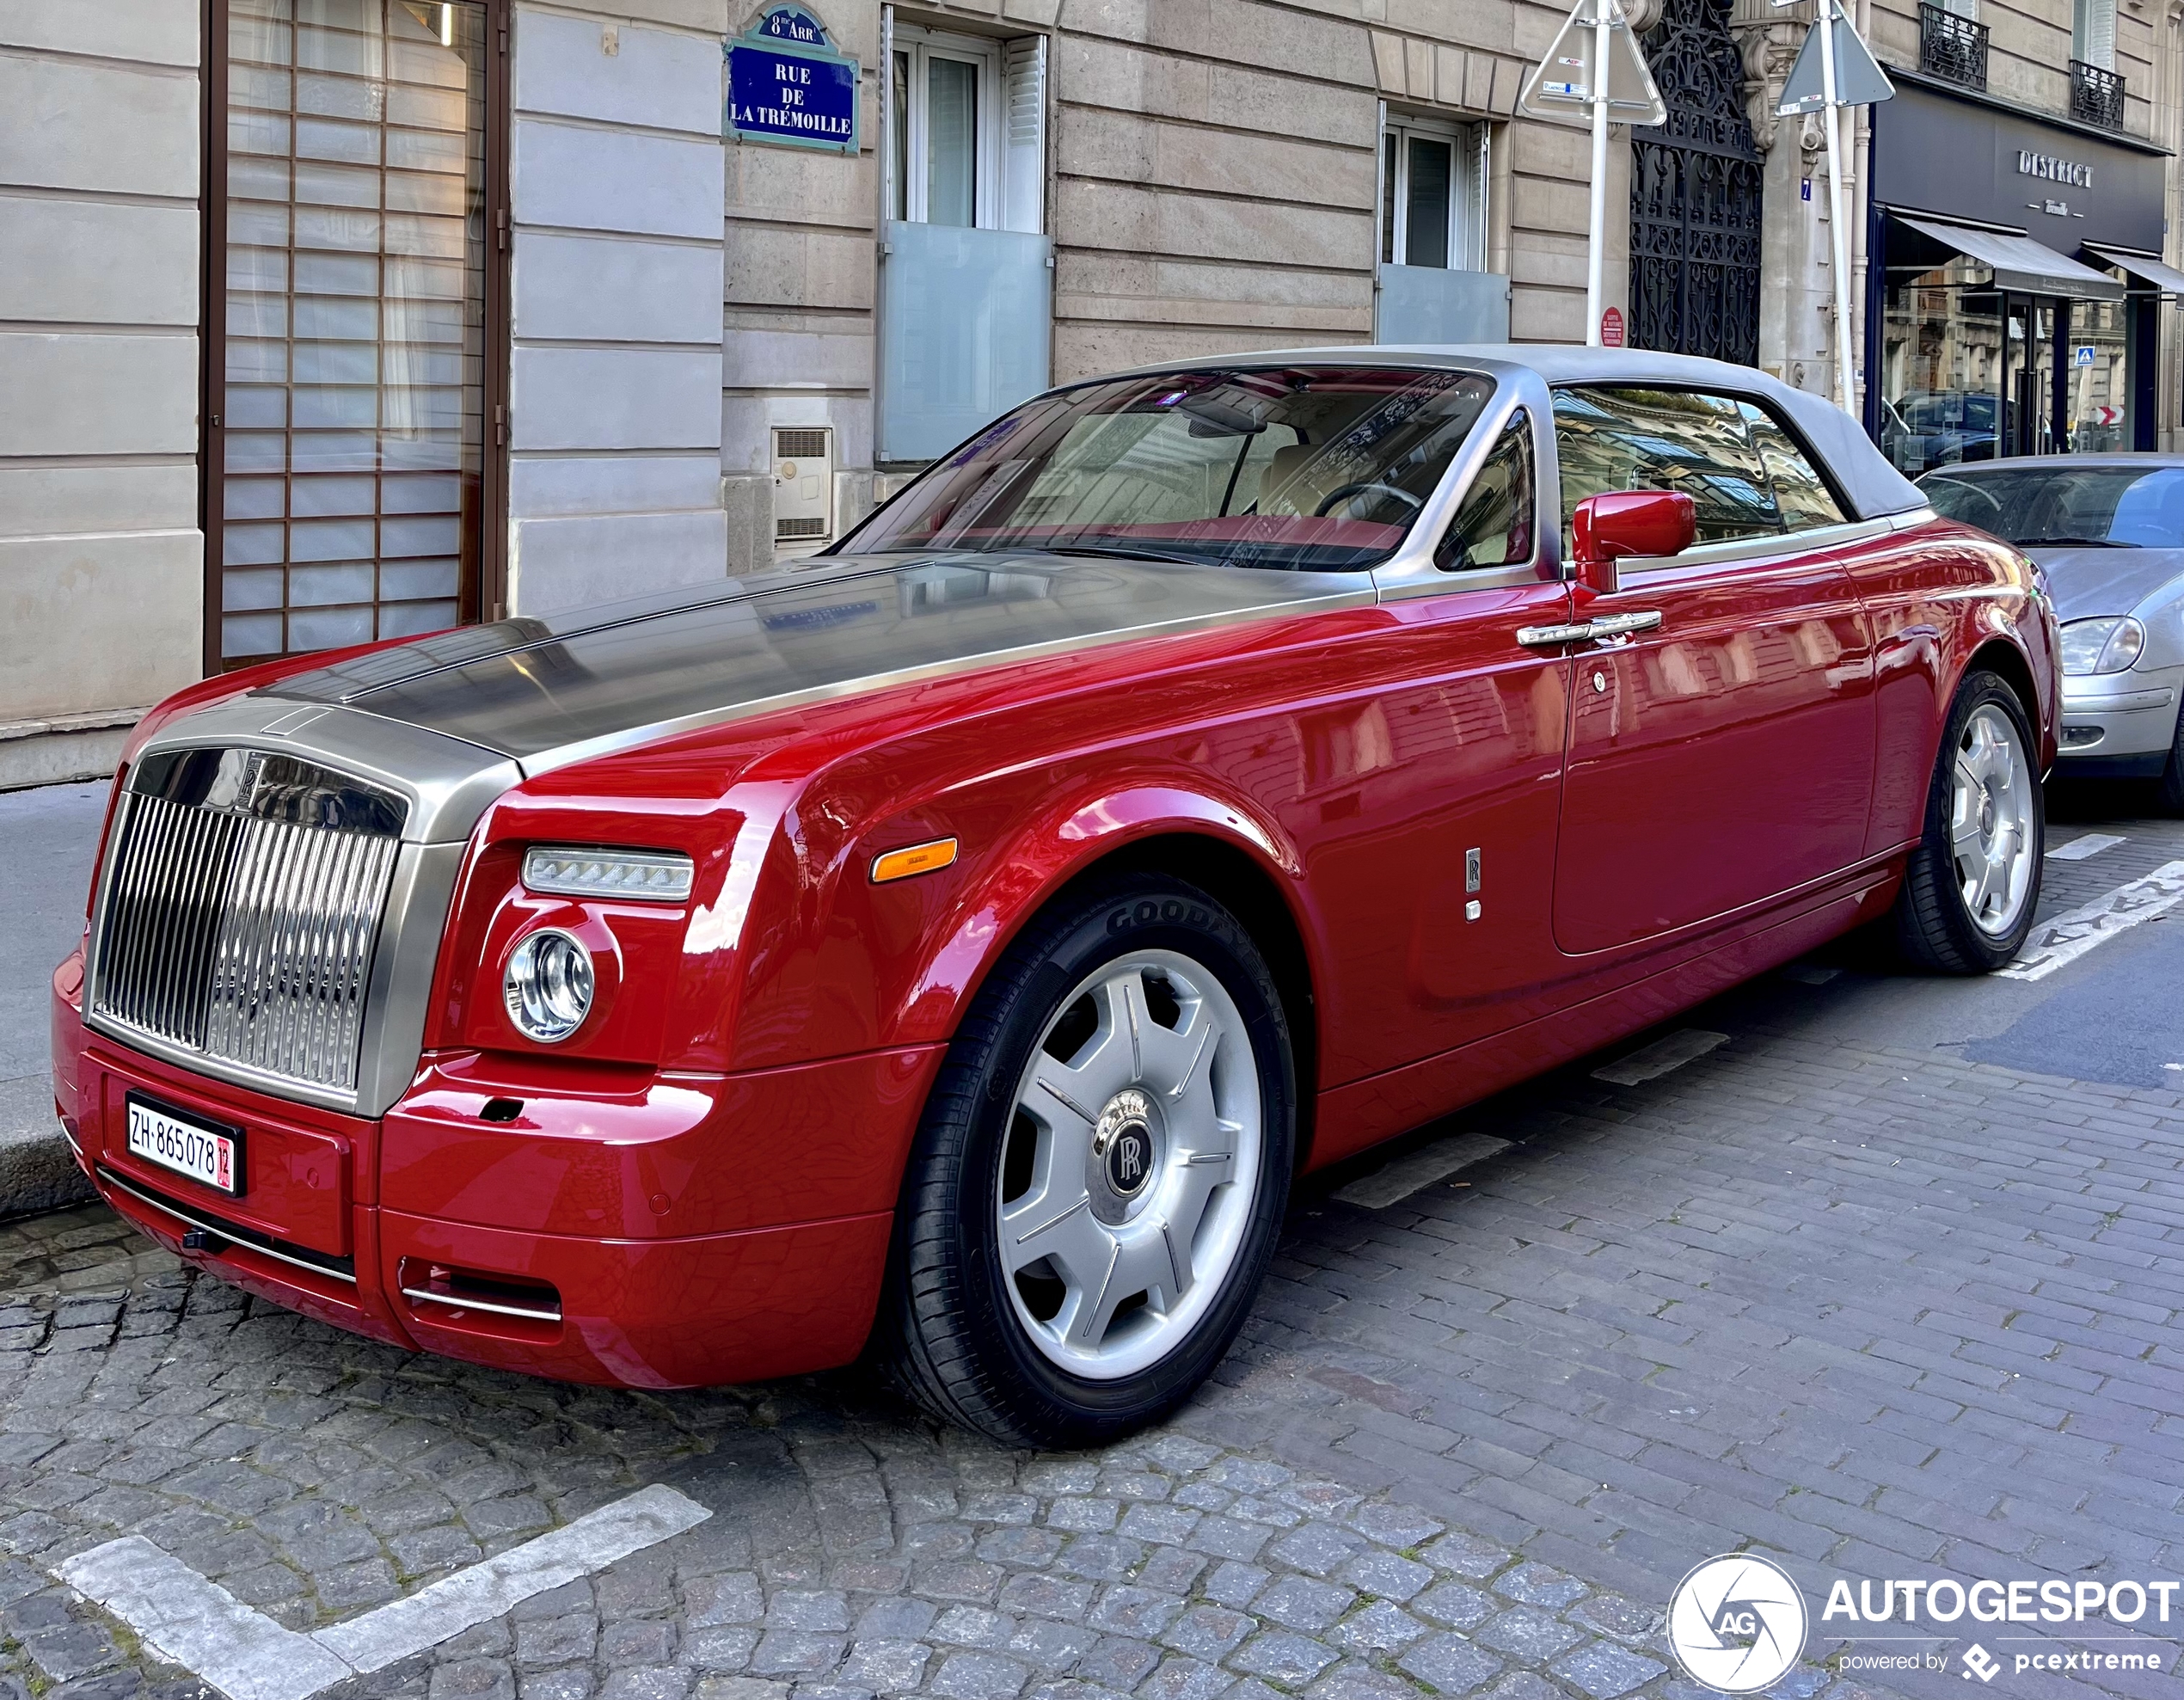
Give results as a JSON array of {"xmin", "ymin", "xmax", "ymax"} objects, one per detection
[
  {"xmin": 1586, "ymin": 611, "xmax": 1665, "ymax": 638},
  {"xmin": 1515, "ymin": 622, "xmax": 1598, "ymax": 647},
  {"xmin": 1514, "ymin": 611, "xmax": 1665, "ymax": 649}
]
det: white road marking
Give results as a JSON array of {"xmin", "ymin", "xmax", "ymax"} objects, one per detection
[
  {"xmin": 55, "ymin": 1538, "xmax": 348, "ymax": 1700},
  {"xmin": 2048, "ymin": 832, "xmax": 2127, "ymax": 862},
  {"xmin": 1334, "ymin": 1132, "xmax": 1511, "ymax": 1209},
  {"xmin": 1999, "ymin": 860, "xmax": 2184, "ymax": 982},
  {"xmin": 58, "ymin": 1484, "xmax": 709, "ymax": 1700},
  {"xmin": 1592, "ymin": 1028, "xmax": 1729, "ymax": 1086},
  {"xmin": 315, "ymin": 1483, "xmax": 710, "ymax": 1673}
]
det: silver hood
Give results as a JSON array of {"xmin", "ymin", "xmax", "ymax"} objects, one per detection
[
  {"xmin": 2029, "ymin": 544, "xmax": 2184, "ymax": 623},
  {"xmin": 262, "ymin": 552, "xmax": 1374, "ymax": 775}
]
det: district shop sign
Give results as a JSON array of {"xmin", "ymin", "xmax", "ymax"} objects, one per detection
[{"xmin": 726, "ymin": 5, "xmax": 859, "ymax": 153}]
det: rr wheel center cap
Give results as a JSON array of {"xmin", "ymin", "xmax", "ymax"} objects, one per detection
[{"xmin": 1090, "ymin": 1088, "xmax": 1160, "ymax": 1217}]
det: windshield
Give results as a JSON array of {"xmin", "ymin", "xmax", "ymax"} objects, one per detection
[
  {"xmin": 1921, "ymin": 465, "xmax": 2184, "ymax": 546},
  {"xmin": 836, "ymin": 365, "xmax": 1498, "ymax": 572}
]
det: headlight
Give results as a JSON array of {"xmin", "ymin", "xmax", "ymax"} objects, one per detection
[
  {"xmin": 504, "ymin": 930, "xmax": 594, "ymax": 1043},
  {"xmin": 523, "ymin": 845, "xmax": 694, "ymax": 902},
  {"xmin": 2059, "ymin": 617, "xmax": 2146, "ymax": 676}
]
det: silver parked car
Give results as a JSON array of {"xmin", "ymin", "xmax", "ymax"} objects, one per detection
[{"xmin": 1921, "ymin": 455, "xmax": 2184, "ymax": 810}]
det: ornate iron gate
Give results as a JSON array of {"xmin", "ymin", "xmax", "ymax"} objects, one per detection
[{"xmin": 1629, "ymin": 0, "xmax": 1763, "ymax": 364}]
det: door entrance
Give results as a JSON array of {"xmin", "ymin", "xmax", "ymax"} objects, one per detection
[
  {"xmin": 206, "ymin": 0, "xmax": 506, "ymax": 670},
  {"xmin": 1629, "ymin": 0, "xmax": 1764, "ymax": 365},
  {"xmin": 2002, "ymin": 295, "xmax": 2060, "ymax": 457}
]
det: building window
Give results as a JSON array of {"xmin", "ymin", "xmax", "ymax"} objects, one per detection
[
  {"xmin": 886, "ymin": 23, "xmax": 1043, "ymax": 232},
  {"xmin": 2073, "ymin": 0, "xmax": 2115, "ymax": 70},
  {"xmin": 1380, "ymin": 118, "xmax": 1487, "ymax": 272},
  {"xmin": 211, "ymin": 0, "xmax": 502, "ymax": 666}
]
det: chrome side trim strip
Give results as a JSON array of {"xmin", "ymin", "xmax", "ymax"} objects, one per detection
[
  {"xmin": 1615, "ymin": 516, "xmax": 1896, "ymax": 583},
  {"xmin": 400, "ymin": 1286, "xmax": 563, "ymax": 1324},
  {"xmin": 96, "ymin": 1166, "xmax": 359, "ymax": 1286}
]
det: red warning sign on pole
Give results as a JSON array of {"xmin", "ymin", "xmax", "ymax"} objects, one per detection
[{"xmin": 1600, "ymin": 307, "xmax": 1625, "ymax": 347}]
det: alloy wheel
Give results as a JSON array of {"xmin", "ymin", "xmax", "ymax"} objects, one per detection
[
  {"xmin": 996, "ymin": 949, "xmax": 1263, "ymax": 1380},
  {"xmin": 1950, "ymin": 702, "xmax": 2036, "ymax": 938}
]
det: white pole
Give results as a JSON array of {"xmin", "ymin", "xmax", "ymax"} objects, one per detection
[
  {"xmin": 1586, "ymin": 0, "xmax": 1610, "ymax": 345},
  {"xmin": 1819, "ymin": 0, "xmax": 1856, "ymax": 412}
]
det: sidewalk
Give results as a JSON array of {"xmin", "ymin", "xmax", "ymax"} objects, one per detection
[{"xmin": 0, "ymin": 782, "xmax": 106, "ymax": 1218}]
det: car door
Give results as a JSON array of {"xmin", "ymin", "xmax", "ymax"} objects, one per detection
[
  {"xmin": 1300, "ymin": 406, "xmax": 1584, "ymax": 1098},
  {"xmin": 1548, "ymin": 386, "xmax": 1879, "ymax": 956}
]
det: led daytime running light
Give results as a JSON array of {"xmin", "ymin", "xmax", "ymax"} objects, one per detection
[{"xmin": 522, "ymin": 845, "xmax": 694, "ymax": 902}]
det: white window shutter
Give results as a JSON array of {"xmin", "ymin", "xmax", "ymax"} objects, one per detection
[
  {"xmin": 2089, "ymin": 0, "xmax": 2115, "ymax": 69},
  {"xmin": 1002, "ymin": 34, "xmax": 1046, "ymax": 234},
  {"xmin": 2074, "ymin": 0, "xmax": 2115, "ymax": 66}
]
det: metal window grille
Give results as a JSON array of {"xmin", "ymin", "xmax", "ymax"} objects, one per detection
[
  {"xmin": 1918, "ymin": 4, "xmax": 1989, "ymax": 90},
  {"xmin": 2070, "ymin": 59, "xmax": 2125, "ymax": 129}
]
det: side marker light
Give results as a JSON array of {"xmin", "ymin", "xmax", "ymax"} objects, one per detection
[{"xmin": 871, "ymin": 838, "xmax": 960, "ymax": 884}]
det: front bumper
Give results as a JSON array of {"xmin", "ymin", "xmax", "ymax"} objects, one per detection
[
  {"xmin": 2054, "ymin": 665, "xmax": 2182, "ymax": 775},
  {"xmin": 54, "ymin": 950, "xmax": 941, "ymax": 1389}
]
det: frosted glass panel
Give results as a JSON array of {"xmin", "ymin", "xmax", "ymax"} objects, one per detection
[
  {"xmin": 1375, "ymin": 266, "xmax": 1512, "ymax": 345},
  {"xmin": 880, "ymin": 220, "xmax": 1052, "ymax": 463},
  {"xmin": 218, "ymin": 0, "xmax": 485, "ymax": 660}
]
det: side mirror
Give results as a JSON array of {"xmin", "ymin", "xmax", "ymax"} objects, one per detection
[{"xmin": 1570, "ymin": 491, "xmax": 1696, "ymax": 593}]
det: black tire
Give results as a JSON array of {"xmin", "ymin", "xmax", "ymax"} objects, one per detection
[
  {"xmin": 881, "ymin": 872, "xmax": 1295, "ymax": 1447},
  {"xmin": 2156, "ymin": 707, "xmax": 2184, "ymax": 816},
  {"xmin": 1894, "ymin": 669, "xmax": 2045, "ymax": 973}
]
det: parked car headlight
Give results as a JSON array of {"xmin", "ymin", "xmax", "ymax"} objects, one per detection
[
  {"xmin": 504, "ymin": 929, "xmax": 595, "ymax": 1043},
  {"xmin": 2060, "ymin": 617, "xmax": 2146, "ymax": 676}
]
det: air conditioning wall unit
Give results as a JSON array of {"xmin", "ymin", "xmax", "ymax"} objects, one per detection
[{"xmin": 773, "ymin": 426, "xmax": 835, "ymax": 544}]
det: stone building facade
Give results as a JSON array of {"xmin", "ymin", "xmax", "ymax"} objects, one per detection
[
  {"xmin": 0, "ymin": 0, "xmax": 2177, "ymax": 786},
  {"xmin": 1728, "ymin": 0, "xmax": 2184, "ymax": 457}
]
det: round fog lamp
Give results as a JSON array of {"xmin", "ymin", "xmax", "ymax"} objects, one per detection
[{"xmin": 504, "ymin": 930, "xmax": 594, "ymax": 1043}]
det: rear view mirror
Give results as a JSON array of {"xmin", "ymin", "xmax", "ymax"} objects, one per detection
[{"xmin": 1570, "ymin": 491, "xmax": 1696, "ymax": 593}]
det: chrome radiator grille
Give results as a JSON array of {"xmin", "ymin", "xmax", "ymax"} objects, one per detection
[{"xmin": 91, "ymin": 751, "xmax": 406, "ymax": 1095}]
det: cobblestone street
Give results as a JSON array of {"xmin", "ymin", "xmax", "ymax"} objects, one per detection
[{"xmin": 5, "ymin": 811, "xmax": 2184, "ymax": 1700}]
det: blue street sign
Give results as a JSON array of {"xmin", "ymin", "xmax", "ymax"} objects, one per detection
[
  {"xmin": 726, "ymin": 5, "xmax": 859, "ymax": 153},
  {"xmin": 2075, "ymin": 345, "xmax": 2098, "ymax": 366}
]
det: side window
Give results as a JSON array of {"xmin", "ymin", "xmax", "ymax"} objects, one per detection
[
  {"xmin": 1738, "ymin": 402, "xmax": 1849, "ymax": 531},
  {"xmin": 1439, "ymin": 412, "xmax": 1534, "ymax": 570},
  {"xmin": 1552, "ymin": 388, "xmax": 1782, "ymax": 549},
  {"xmin": 887, "ymin": 27, "xmax": 1046, "ymax": 233}
]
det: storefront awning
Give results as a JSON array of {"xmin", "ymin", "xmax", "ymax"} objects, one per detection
[
  {"xmin": 1895, "ymin": 214, "xmax": 2126, "ymax": 301},
  {"xmin": 2085, "ymin": 245, "xmax": 2184, "ymax": 298}
]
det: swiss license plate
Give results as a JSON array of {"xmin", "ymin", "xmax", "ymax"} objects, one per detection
[{"xmin": 125, "ymin": 1095, "xmax": 244, "ymax": 1197}]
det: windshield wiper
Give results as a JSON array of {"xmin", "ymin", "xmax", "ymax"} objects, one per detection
[
  {"xmin": 1038, "ymin": 542, "xmax": 1212, "ymax": 567},
  {"xmin": 2022, "ymin": 536, "xmax": 2127, "ymax": 548}
]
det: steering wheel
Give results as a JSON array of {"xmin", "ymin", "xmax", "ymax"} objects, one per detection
[{"xmin": 1313, "ymin": 482, "xmax": 1425, "ymax": 519}]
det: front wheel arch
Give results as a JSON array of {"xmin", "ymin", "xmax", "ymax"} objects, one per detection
[
  {"xmin": 1032, "ymin": 832, "xmax": 1322, "ymax": 1171},
  {"xmin": 891, "ymin": 796, "xmax": 1325, "ymax": 1163},
  {"xmin": 1961, "ymin": 636, "xmax": 2046, "ymax": 770}
]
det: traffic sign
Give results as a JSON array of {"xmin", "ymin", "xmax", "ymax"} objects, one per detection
[
  {"xmin": 1776, "ymin": 9, "xmax": 1893, "ymax": 113},
  {"xmin": 1519, "ymin": 0, "xmax": 1666, "ymax": 125},
  {"xmin": 1519, "ymin": 0, "xmax": 1666, "ymax": 347}
]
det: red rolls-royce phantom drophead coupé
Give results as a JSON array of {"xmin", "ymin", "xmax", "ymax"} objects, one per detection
[{"xmin": 53, "ymin": 348, "xmax": 2057, "ymax": 1445}]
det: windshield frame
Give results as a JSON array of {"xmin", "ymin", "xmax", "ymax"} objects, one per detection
[
  {"xmin": 830, "ymin": 359, "xmax": 1521, "ymax": 577},
  {"xmin": 1918, "ymin": 463, "xmax": 2184, "ymax": 548}
]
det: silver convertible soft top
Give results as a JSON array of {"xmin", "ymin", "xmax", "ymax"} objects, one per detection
[{"xmin": 1087, "ymin": 344, "xmax": 1928, "ymax": 526}]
